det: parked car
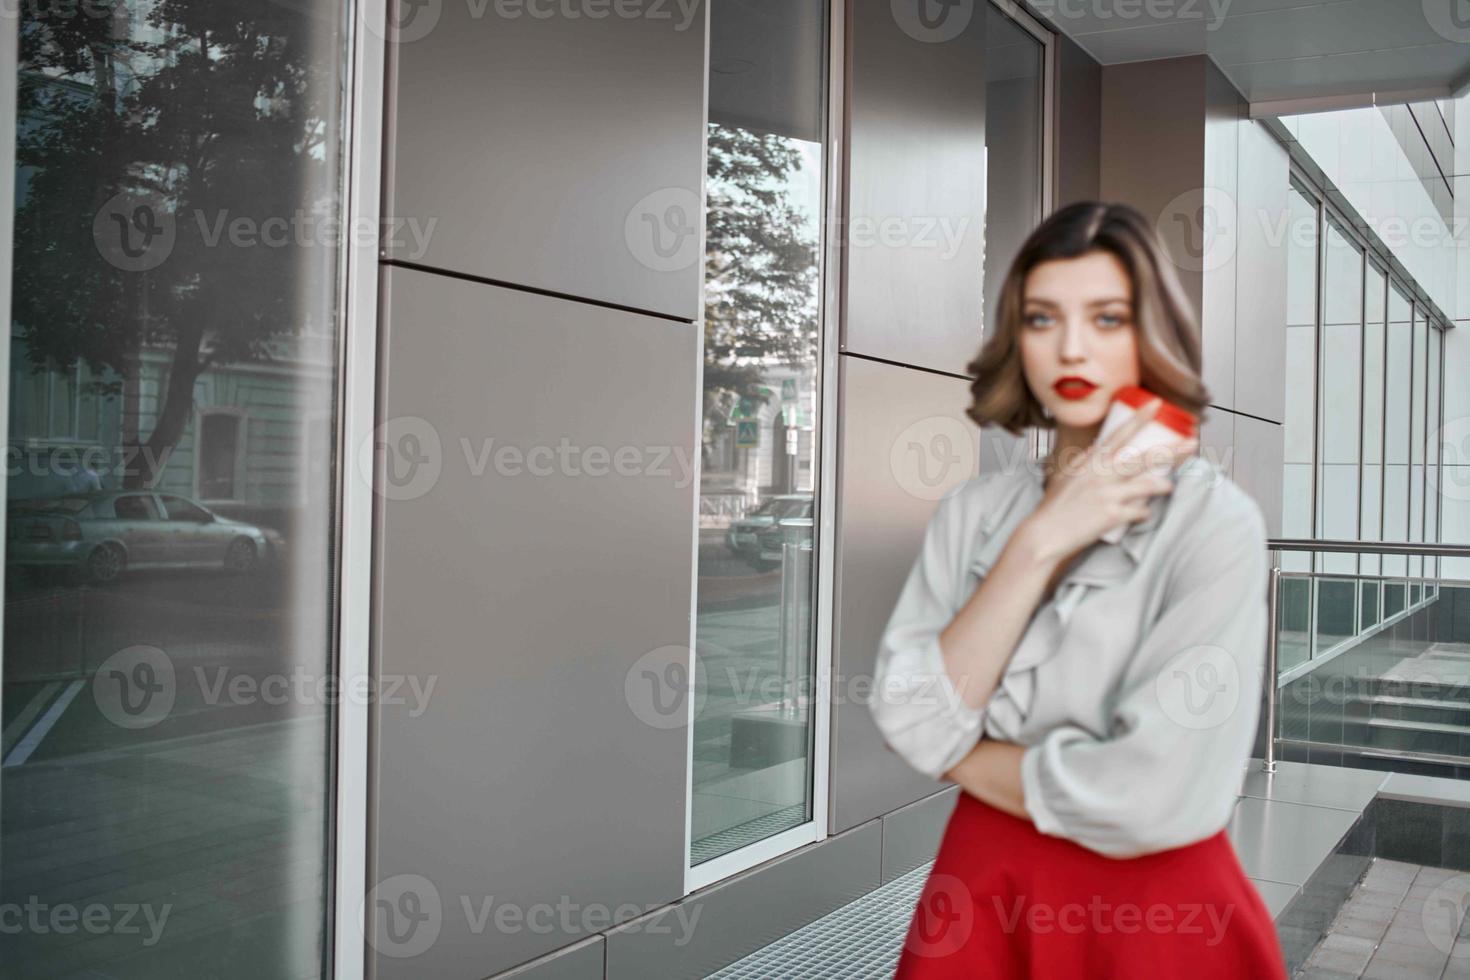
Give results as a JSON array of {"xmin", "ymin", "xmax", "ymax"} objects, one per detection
[
  {"xmin": 725, "ymin": 494, "xmax": 812, "ymax": 565},
  {"xmin": 7, "ymin": 491, "xmax": 280, "ymax": 584},
  {"xmin": 754, "ymin": 499, "xmax": 814, "ymax": 571}
]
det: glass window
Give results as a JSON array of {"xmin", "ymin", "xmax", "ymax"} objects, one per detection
[
  {"xmin": 3, "ymin": 0, "xmax": 347, "ymax": 974},
  {"xmin": 1360, "ymin": 580, "xmax": 1380, "ymax": 632},
  {"xmin": 113, "ymin": 494, "xmax": 160, "ymax": 521},
  {"xmin": 692, "ymin": 0, "xmax": 828, "ymax": 867},
  {"xmin": 1410, "ymin": 311, "xmax": 1427, "ymax": 592},
  {"xmin": 1360, "ymin": 264, "xmax": 1385, "ymax": 587},
  {"xmin": 1279, "ymin": 576, "xmax": 1312, "ymax": 673},
  {"xmin": 1281, "ymin": 185, "xmax": 1318, "ymax": 578},
  {"xmin": 1383, "ymin": 285, "xmax": 1412, "ymax": 583},
  {"xmin": 159, "ymin": 494, "xmax": 212, "ymax": 523},
  {"xmin": 198, "ymin": 412, "xmax": 244, "ymax": 501},
  {"xmin": 1314, "ymin": 220, "xmax": 1361, "ymax": 650},
  {"xmin": 1427, "ymin": 326, "xmax": 1442, "ymax": 588}
]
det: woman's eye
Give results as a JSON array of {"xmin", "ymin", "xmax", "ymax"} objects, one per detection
[
  {"xmin": 1097, "ymin": 312, "xmax": 1128, "ymax": 328},
  {"xmin": 1023, "ymin": 312, "xmax": 1052, "ymax": 328}
]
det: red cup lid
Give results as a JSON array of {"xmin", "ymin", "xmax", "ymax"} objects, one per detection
[{"xmin": 1111, "ymin": 385, "xmax": 1197, "ymax": 438}]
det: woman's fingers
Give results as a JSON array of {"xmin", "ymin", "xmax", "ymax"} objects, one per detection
[
  {"xmin": 1114, "ymin": 500, "xmax": 1152, "ymax": 525},
  {"xmin": 1120, "ymin": 435, "xmax": 1197, "ymax": 479},
  {"xmin": 1097, "ymin": 396, "xmax": 1160, "ymax": 453}
]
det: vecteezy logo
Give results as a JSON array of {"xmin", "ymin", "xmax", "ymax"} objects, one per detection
[
  {"xmin": 92, "ymin": 190, "xmax": 176, "ymax": 273},
  {"xmin": 890, "ymin": 415, "xmax": 976, "ymax": 501},
  {"xmin": 625, "ymin": 645, "xmax": 706, "ymax": 729},
  {"xmin": 93, "ymin": 645, "xmax": 176, "ymax": 729},
  {"xmin": 1428, "ymin": 415, "xmax": 1470, "ymax": 503},
  {"xmin": 1157, "ymin": 186, "xmax": 1236, "ymax": 273},
  {"xmin": 364, "ymin": 0, "xmax": 443, "ymax": 44},
  {"xmin": 1155, "ymin": 644, "xmax": 1243, "ymax": 731},
  {"xmin": 1421, "ymin": 873, "xmax": 1470, "ymax": 954},
  {"xmin": 624, "ymin": 187, "xmax": 701, "ymax": 273},
  {"xmin": 891, "ymin": 0, "xmax": 973, "ymax": 42},
  {"xmin": 362, "ymin": 874, "xmax": 443, "ymax": 958},
  {"xmin": 358, "ymin": 416, "xmax": 443, "ymax": 501},
  {"xmin": 904, "ymin": 873, "xmax": 974, "ymax": 958},
  {"xmin": 1423, "ymin": 0, "xmax": 1470, "ymax": 44}
]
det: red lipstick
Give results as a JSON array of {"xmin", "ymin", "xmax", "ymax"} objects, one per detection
[{"xmin": 1053, "ymin": 376, "xmax": 1097, "ymax": 400}]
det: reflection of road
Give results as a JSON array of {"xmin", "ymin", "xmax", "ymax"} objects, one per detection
[
  {"xmin": 1, "ymin": 564, "xmax": 332, "ymax": 976},
  {"xmin": 695, "ymin": 528, "xmax": 780, "ymax": 610},
  {"xmin": 691, "ymin": 529, "xmax": 813, "ymax": 859},
  {"xmin": 1, "ymin": 717, "xmax": 328, "ymax": 978},
  {"xmin": 3, "ymin": 563, "xmax": 327, "ymax": 765}
]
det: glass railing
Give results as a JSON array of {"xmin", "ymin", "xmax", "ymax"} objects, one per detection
[{"xmin": 1263, "ymin": 540, "xmax": 1470, "ymax": 777}]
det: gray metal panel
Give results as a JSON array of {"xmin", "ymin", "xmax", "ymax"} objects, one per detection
[
  {"xmin": 490, "ymin": 938, "xmax": 604, "ymax": 980},
  {"xmin": 879, "ymin": 787, "xmax": 958, "ymax": 883},
  {"xmin": 1200, "ymin": 404, "xmax": 1236, "ymax": 480},
  {"xmin": 829, "ymin": 356, "xmax": 981, "ymax": 833},
  {"xmin": 1234, "ymin": 118, "xmax": 1290, "ymax": 425},
  {"xmin": 384, "ymin": 1, "xmax": 707, "ymax": 320},
  {"xmin": 845, "ymin": 0, "xmax": 987, "ymax": 373},
  {"xmin": 1232, "ymin": 411, "xmax": 1286, "ymax": 537},
  {"xmin": 1055, "ymin": 31, "xmax": 1102, "ymax": 208},
  {"xmin": 1100, "ymin": 57, "xmax": 1207, "ymax": 322},
  {"xmin": 1202, "ymin": 60, "xmax": 1243, "ymax": 411},
  {"xmin": 370, "ymin": 266, "xmax": 696, "ymax": 979},
  {"xmin": 604, "ymin": 819, "xmax": 882, "ymax": 980}
]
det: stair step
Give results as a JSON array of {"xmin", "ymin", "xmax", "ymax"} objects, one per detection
[
  {"xmin": 1370, "ymin": 680, "xmax": 1470, "ymax": 702},
  {"xmin": 1279, "ymin": 738, "xmax": 1470, "ymax": 770},
  {"xmin": 1366, "ymin": 716, "xmax": 1470, "ymax": 736},
  {"xmin": 1362, "ymin": 694, "xmax": 1470, "ymax": 713}
]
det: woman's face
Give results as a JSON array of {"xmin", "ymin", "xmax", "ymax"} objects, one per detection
[{"xmin": 1018, "ymin": 248, "xmax": 1141, "ymax": 432}]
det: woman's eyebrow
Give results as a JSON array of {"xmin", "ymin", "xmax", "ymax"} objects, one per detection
[{"xmin": 1022, "ymin": 296, "xmax": 1132, "ymax": 308}]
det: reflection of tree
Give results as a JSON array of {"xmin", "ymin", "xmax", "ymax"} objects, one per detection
[
  {"xmin": 703, "ymin": 124, "xmax": 819, "ymax": 449},
  {"xmin": 13, "ymin": 0, "xmax": 341, "ymax": 487}
]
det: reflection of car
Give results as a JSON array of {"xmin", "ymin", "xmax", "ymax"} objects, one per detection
[
  {"xmin": 7, "ymin": 491, "xmax": 279, "ymax": 584},
  {"xmin": 754, "ymin": 499, "xmax": 814, "ymax": 569},
  {"xmin": 725, "ymin": 494, "xmax": 812, "ymax": 563}
]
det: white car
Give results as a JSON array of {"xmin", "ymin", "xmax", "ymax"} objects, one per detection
[{"xmin": 8, "ymin": 491, "xmax": 279, "ymax": 583}]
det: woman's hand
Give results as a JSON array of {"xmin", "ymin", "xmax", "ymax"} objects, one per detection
[{"xmin": 1019, "ymin": 398, "xmax": 1198, "ymax": 564}]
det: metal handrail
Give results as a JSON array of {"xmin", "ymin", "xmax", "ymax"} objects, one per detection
[
  {"xmin": 1259, "ymin": 537, "xmax": 1467, "ymax": 773},
  {"xmin": 1263, "ymin": 567, "xmax": 1280, "ymax": 774},
  {"xmin": 1267, "ymin": 538, "xmax": 1470, "ymax": 558}
]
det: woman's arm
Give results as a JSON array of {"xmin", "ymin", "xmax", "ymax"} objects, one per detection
[
  {"xmin": 869, "ymin": 500, "xmax": 1085, "ymax": 780},
  {"xmin": 937, "ymin": 519, "xmax": 1069, "ymax": 712},
  {"xmin": 870, "ymin": 401, "xmax": 1188, "ymax": 780},
  {"xmin": 1015, "ymin": 487, "xmax": 1269, "ymax": 858},
  {"xmin": 938, "ymin": 404, "xmax": 1187, "ymax": 712},
  {"xmin": 943, "ymin": 740, "xmax": 1027, "ymax": 818}
]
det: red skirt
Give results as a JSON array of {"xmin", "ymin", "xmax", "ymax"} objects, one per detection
[{"xmin": 894, "ymin": 793, "xmax": 1287, "ymax": 979}]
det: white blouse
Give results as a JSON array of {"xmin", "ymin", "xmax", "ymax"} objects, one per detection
[{"xmin": 870, "ymin": 454, "xmax": 1268, "ymax": 858}]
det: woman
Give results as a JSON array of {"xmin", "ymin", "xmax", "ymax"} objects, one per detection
[{"xmin": 871, "ymin": 201, "xmax": 1286, "ymax": 978}]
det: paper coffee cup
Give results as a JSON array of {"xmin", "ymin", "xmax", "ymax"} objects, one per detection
[{"xmin": 1095, "ymin": 386, "xmax": 1197, "ymax": 544}]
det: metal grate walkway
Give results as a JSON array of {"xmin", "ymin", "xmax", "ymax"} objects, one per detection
[{"xmin": 704, "ymin": 862, "xmax": 929, "ymax": 979}]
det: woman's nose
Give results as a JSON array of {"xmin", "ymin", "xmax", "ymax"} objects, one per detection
[{"xmin": 1058, "ymin": 320, "xmax": 1088, "ymax": 363}]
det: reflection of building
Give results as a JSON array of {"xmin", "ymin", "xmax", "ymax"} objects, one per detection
[
  {"xmin": 702, "ymin": 364, "xmax": 817, "ymax": 502},
  {"xmin": 8, "ymin": 341, "xmax": 332, "ymax": 527},
  {"xmin": 10, "ymin": 50, "xmax": 335, "ymax": 530},
  {"xmin": 126, "ymin": 342, "xmax": 335, "ymax": 527}
]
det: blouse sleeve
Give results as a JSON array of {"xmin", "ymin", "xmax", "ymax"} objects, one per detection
[
  {"xmin": 870, "ymin": 486, "xmax": 987, "ymax": 781},
  {"xmin": 1019, "ymin": 489, "xmax": 1268, "ymax": 858}
]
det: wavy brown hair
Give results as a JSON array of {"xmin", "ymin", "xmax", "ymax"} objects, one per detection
[{"xmin": 966, "ymin": 201, "xmax": 1210, "ymax": 435}]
